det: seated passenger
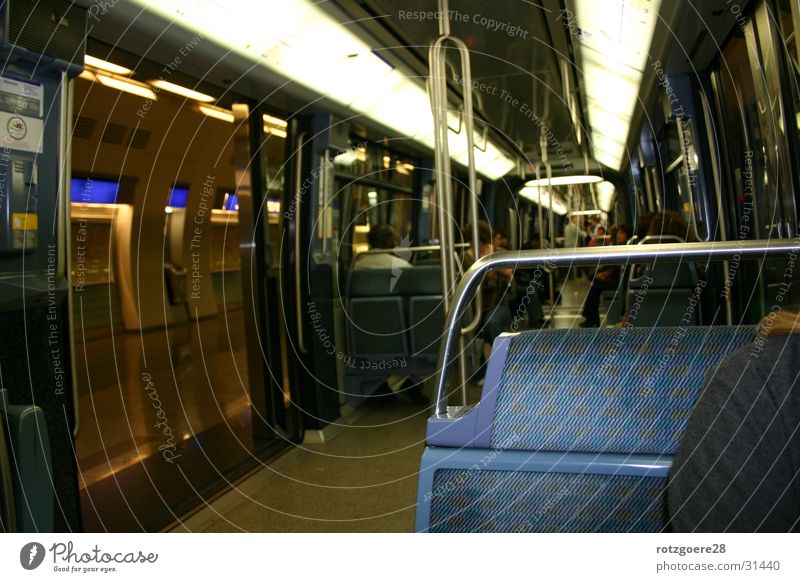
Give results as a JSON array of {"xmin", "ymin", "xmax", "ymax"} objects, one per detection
[
  {"xmin": 463, "ymin": 221, "xmax": 513, "ymax": 374},
  {"xmin": 579, "ymin": 224, "xmax": 631, "ymax": 327},
  {"xmin": 588, "ymin": 225, "xmax": 607, "ymax": 247},
  {"xmin": 493, "ymin": 229, "xmax": 509, "ymax": 251},
  {"xmin": 353, "ymin": 224, "xmax": 411, "ymax": 270},
  {"xmin": 668, "ymin": 310, "xmax": 800, "ymax": 532}
]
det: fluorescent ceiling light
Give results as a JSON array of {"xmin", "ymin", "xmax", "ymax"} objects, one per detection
[
  {"xmin": 199, "ymin": 104, "xmax": 235, "ymax": 123},
  {"xmin": 596, "ymin": 181, "xmax": 616, "ymax": 212},
  {"xmin": 151, "ymin": 79, "xmax": 215, "ymax": 102},
  {"xmin": 264, "ymin": 126, "xmax": 287, "ymax": 138},
  {"xmin": 519, "ymin": 187, "xmax": 568, "ymax": 215},
  {"xmin": 525, "ymin": 175, "xmax": 603, "ymax": 187},
  {"xmin": 591, "ymin": 132, "xmax": 626, "ymax": 161},
  {"xmin": 95, "ymin": 74, "xmax": 158, "ymax": 100},
  {"xmin": 586, "ymin": 103, "xmax": 630, "ymax": 142},
  {"xmin": 263, "ymin": 113, "xmax": 287, "ymax": 128},
  {"xmin": 85, "ymin": 55, "xmax": 133, "ymax": 75},
  {"xmin": 129, "ymin": 0, "xmax": 515, "ymax": 180},
  {"xmin": 575, "ymin": 0, "xmax": 661, "ymax": 169},
  {"xmin": 570, "ymin": 209, "xmax": 603, "ymax": 216}
]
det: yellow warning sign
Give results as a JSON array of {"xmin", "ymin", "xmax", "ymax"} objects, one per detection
[{"xmin": 12, "ymin": 212, "xmax": 38, "ymax": 231}]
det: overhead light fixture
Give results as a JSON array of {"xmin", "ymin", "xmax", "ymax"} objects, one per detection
[
  {"xmin": 570, "ymin": 209, "xmax": 603, "ymax": 216},
  {"xmin": 263, "ymin": 113, "xmax": 287, "ymax": 128},
  {"xmin": 264, "ymin": 126, "xmax": 287, "ymax": 138},
  {"xmin": 575, "ymin": 0, "xmax": 662, "ymax": 169},
  {"xmin": 84, "ymin": 55, "xmax": 133, "ymax": 75},
  {"xmin": 199, "ymin": 104, "xmax": 235, "ymax": 123},
  {"xmin": 519, "ymin": 186, "xmax": 568, "ymax": 215},
  {"xmin": 78, "ymin": 70, "xmax": 96, "ymax": 82},
  {"xmin": 525, "ymin": 175, "xmax": 603, "ymax": 187},
  {"xmin": 128, "ymin": 0, "xmax": 516, "ymax": 181},
  {"xmin": 150, "ymin": 79, "xmax": 215, "ymax": 102},
  {"xmin": 95, "ymin": 73, "xmax": 158, "ymax": 100},
  {"xmin": 596, "ymin": 181, "xmax": 617, "ymax": 212}
]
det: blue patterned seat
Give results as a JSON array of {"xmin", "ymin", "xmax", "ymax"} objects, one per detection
[{"xmin": 416, "ymin": 326, "xmax": 756, "ymax": 532}]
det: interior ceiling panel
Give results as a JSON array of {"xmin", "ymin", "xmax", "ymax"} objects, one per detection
[{"xmin": 340, "ymin": 0, "xmax": 579, "ymax": 165}]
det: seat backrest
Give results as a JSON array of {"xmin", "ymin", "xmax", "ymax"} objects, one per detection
[
  {"xmin": 346, "ymin": 269, "xmax": 408, "ymax": 359},
  {"xmin": 397, "ymin": 266, "xmax": 444, "ymax": 358},
  {"xmin": 490, "ymin": 326, "xmax": 752, "ymax": 453},
  {"xmin": 418, "ymin": 326, "xmax": 756, "ymax": 532},
  {"xmin": 627, "ymin": 262, "xmax": 701, "ymax": 326}
]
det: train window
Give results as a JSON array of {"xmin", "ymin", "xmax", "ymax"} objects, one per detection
[
  {"xmin": 70, "ymin": 177, "xmax": 119, "ymax": 204},
  {"xmin": 168, "ymin": 186, "xmax": 189, "ymax": 208},
  {"xmin": 776, "ymin": 0, "xmax": 800, "ymax": 229},
  {"xmin": 752, "ymin": 1, "xmax": 799, "ymax": 236},
  {"xmin": 713, "ymin": 26, "xmax": 774, "ymax": 239}
]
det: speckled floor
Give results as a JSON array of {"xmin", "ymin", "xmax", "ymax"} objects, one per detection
[{"xmin": 169, "ymin": 280, "xmax": 592, "ymax": 533}]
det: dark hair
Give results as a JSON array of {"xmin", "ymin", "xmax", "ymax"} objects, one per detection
[
  {"xmin": 616, "ymin": 224, "xmax": 633, "ymax": 239},
  {"xmin": 647, "ymin": 211, "xmax": 690, "ymax": 241},
  {"xmin": 463, "ymin": 220, "xmax": 493, "ymax": 246},
  {"xmin": 636, "ymin": 211, "xmax": 656, "ymax": 239},
  {"xmin": 494, "ymin": 229, "xmax": 508, "ymax": 240},
  {"xmin": 367, "ymin": 224, "xmax": 397, "ymax": 249}
]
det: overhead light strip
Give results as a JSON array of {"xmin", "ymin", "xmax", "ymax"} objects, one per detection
[
  {"xmin": 85, "ymin": 54, "xmax": 133, "ymax": 75},
  {"xmin": 151, "ymin": 79, "xmax": 215, "ymax": 102},
  {"xmin": 128, "ymin": 0, "xmax": 515, "ymax": 180},
  {"xmin": 575, "ymin": 0, "xmax": 661, "ymax": 169},
  {"xmin": 95, "ymin": 73, "xmax": 158, "ymax": 100}
]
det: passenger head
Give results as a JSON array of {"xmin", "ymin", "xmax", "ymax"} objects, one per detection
[
  {"xmin": 463, "ymin": 220, "xmax": 494, "ymax": 257},
  {"xmin": 646, "ymin": 211, "xmax": 690, "ymax": 241},
  {"xmin": 616, "ymin": 224, "xmax": 632, "ymax": 244},
  {"xmin": 594, "ymin": 226, "xmax": 606, "ymax": 238},
  {"xmin": 493, "ymin": 229, "xmax": 509, "ymax": 250},
  {"xmin": 367, "ymin": 224, "xmax": 397, "ymax": 250}
]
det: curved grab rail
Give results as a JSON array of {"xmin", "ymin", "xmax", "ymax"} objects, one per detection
[{"xmin": 433, "ymin": 239, "xmax": 800, "ymax": 416}]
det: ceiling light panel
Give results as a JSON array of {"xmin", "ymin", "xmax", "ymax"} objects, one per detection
[
  {"xmin": 575, "ymin": 0, "xmax": 662, "ymax": 169},
  {"xmin": 151, "ymin": 79, "xmax": 215, "ymax": 102},
  {"xmin": 85, "ymin": 55, "xmax": 133, "ymax": 75},
  {"xmin": 95, "ymin": 74, "xmax": 158, "ymax": 100},
  {"xmin": 525, "ymin": 175, "xmax": 603, "ymax": 187},
  {"xmin": 129, "ymin": 0, "xmax": 515, "ymax": 180}
]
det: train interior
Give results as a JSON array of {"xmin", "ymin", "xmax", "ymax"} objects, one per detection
[{"xmin": 1, "ymin": 0, "xmax": 799, "ymax": 533}]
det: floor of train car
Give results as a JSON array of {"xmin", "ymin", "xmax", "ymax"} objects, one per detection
[
  {"xmin": 173, "ymin": 274, "xmax": 591, "ymax": 532},
  {"xmin": 74, "ymin": 308, "xmax": 285, "ymax": 532}
]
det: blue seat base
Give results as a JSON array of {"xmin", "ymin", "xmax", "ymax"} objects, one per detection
[{"xmin": 416, "ymin": 447, "xmax": 670, "ymax": 533}]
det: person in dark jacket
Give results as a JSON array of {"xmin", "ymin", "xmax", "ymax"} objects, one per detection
[{"xmin": 667, "ymin": 309, "xmax": 800, "ymax": 532}]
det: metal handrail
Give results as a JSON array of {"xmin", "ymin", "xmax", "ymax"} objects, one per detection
[
  {"xmin": 0, "ymin": 407, "xmax": 17, "ymax": 532},
  {"xmin": 427, "ymin": 2, "xmax": 482, "ymax": 333},
  {"xmin": 355, "ymin": 243, "xmax": 470, "ymax": 256},
  {"xmin": 675, "ymin": 117, "xmax": 712, "ymax": 243},
  {"xmin": 318, "ymin": 149, "xmax": 332, "ymax": 261},
  {"xmin": 433, "ymin": 239, "xmax": 800, "ymax": 416},
  {"xmin": 294, "ymin": 132, "xmax": 308, "ymax": 354},
  {"xmin": 428, "ymin": 1, "xmax": 483, "ymax": 405}
]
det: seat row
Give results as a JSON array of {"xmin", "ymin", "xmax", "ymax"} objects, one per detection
[{"xmin": 415, "ymin": 325, "xmax": 755, "ymax": 532}]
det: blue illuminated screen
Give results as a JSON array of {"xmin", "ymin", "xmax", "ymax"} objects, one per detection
[
  {"xmin": 70, "ymin": 178, "xmax": 119, "ymax": 204},
  {"xmin": 223, "ymin": 193, "xmax": 239, "ymax": 211},
  {"xmin": 168, "ymin": 187, "xmax": 189, "ymax": 208}
]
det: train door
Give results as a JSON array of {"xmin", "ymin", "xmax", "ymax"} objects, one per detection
[
  {"xmin": 68, "ymin": 59, "xmax": 295, "ymax": 530},
  {"xmin": 709, "ymin": 0, "xmax": 800, "ymax": 321},
  {"xmin": 283, "ymin": 120, "xmax": 425, "ymax": 432},
  {"xmin": 234, "ymin": 103, "xmax": 302, "ymax": 442}
]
